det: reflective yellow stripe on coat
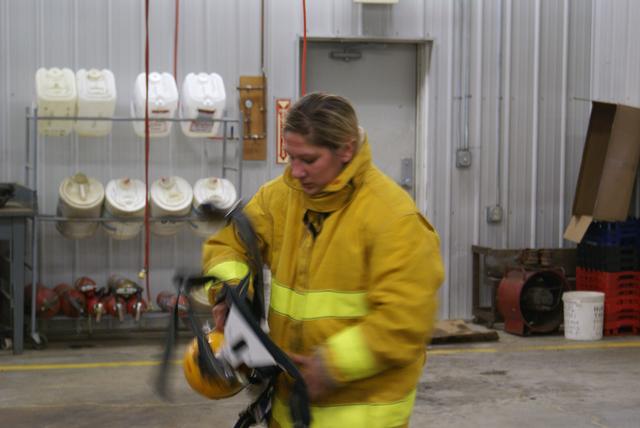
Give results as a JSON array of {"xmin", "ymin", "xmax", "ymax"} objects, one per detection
[
  {"xmin": 270, "ymin": 278, "xmax": 381, "ymax": 382},
  {"xmin": 272, "ymin": 389, "xmax": 417, "ymax": 428},
  {"xmin": 269, "ymin": 278, "xmax": 368, "ymax": 320},
  {"xmin": 203, "ymin": 260, "xmax": 249, "ymax": 304}
]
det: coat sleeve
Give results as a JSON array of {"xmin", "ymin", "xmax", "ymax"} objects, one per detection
[
  {"xmin": 201, "ymin": 187, "xmax": 273, "ymax": 302},
  {"xmin": 323, "ymin": 213, "xmax": 444, "ymax": 383}
]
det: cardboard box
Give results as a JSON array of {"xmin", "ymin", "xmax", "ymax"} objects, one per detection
[{"xmin": 564, "ymin": 101, "xmax": 640, "ymax": 243}]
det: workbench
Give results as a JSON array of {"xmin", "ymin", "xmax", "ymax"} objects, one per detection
[{"xmin": 0, "ymin": 184, "xmax": 36, "ymax": 354}]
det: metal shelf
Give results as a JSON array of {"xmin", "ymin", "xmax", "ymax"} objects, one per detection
[{"xmin": 23, "ymin": 107, "xmax": 243, "ymax": 350}]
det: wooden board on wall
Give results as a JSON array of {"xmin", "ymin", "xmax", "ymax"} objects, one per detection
[{"xmin": 239, "ymin": 76, "xmax": 266, "ymax": 160}]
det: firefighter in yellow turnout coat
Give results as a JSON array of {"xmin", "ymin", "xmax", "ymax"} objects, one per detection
[{"xmin": 203, "ymin": 93, "xmax": 444, "ymax": 428}]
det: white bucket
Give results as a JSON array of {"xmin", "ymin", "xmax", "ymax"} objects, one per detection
[
  {"xmin": 103, "ymin": 178, "xmax": 146, "ymax": 240},
  {"xmin": 75, "ymin": 68, "xmax": 117, "ymax": 137},
  {"xmin": 131, "ymin": 72, "xmax": 178, "ymax": 138},
  {"xmin": 56, "ymin": 173, "xmax": 104, "ymax": 239},
  {"xmin": 180, "ymin": 72, "xmax": 226, "ymax": 138},
  {"xmin": 35, "ymin": 67, "xmax": 77, "ymax": 136},
  {"xmin": 189, "ymin": 177, "xmax": 237, "ymax": 238},
  {"xmin": 562, "ymin": 291, "xmax": 605, "ymax": 341},
  {"xmin": 149, "ymin": 176, "xmax": 192, "ymax": 236}
]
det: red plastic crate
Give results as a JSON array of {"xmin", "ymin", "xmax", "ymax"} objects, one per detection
[
  {"xmin": 576, "ymin": 268, "xmax": 640, "ymax": 296},
  {"xmin": 604, "ymin": 316, "xmax": 640, "ymax": 336},
  {"xmin": 604, "ymin": 294, "xmax": 640, "ymax": 316}
]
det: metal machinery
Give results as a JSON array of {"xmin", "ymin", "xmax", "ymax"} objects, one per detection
[
  {"xmin": 497, "ymin": 268, "xmax": 569, "ymax": 336},
  {"xmin": 472, "ymin": 246, "xmax": 577, "ymax": 327}
]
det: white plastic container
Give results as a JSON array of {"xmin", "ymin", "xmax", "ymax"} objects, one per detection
[
  {"xmin": 562, "ymin": 291, "xmax": 605, "ymax": 341},
  {"xmin": 189, "ymin": 177, "xmax": 237, "ymax": 238},
  {"xmin": 103, "ymin": 178, "xmax": 146, "ymax": 240},
  {"xmin": 35, "ymin": 67, "xmax": 77, "ymax": 136},
  {"xmin": 75, "ymin": 68, "xmax": 117, "ymax": 137},
  {"xmin": 180, "ymin": 72, "xmax": 226, "ymax": 138},
  {"xmin": 56, "ymin": 173, "xmax": 104, "ymax": 239},
  {"xmin": 131, "ymin": 72, "xmax": 178, "ymax": 138},
  {"xmin": 149, "ymin": 176, "xmax": 192, "ymax": 236}
]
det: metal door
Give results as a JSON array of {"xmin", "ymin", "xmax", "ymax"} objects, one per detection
[{"xmin": 304, "ymin": 41, "xmax": 418, "ymax": 196}]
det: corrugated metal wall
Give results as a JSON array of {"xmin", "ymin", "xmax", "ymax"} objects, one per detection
[{"xmin": 2, "ymin": 0, "xmax": 636, "ymax": 320}]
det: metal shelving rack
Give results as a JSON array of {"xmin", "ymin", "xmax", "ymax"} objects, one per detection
[{"xmin": 24, "ymin": 107, "xmax": 243, "ymax": 348}]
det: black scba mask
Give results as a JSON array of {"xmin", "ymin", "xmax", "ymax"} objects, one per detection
[{"xmin": 155, "ymin": 202, "xmax": 311, "ymax": 428}]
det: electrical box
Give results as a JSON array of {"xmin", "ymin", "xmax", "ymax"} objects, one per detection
[
  {"xmin": 486, "ymin": 205, "xmax": 503, "ymax": 223},
  {"xmin": 456, "ymin": 149, "xmax": 472, "ymax": 168}
]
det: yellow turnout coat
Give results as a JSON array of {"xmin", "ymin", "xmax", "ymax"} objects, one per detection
[{"xmin": 202, "ymin": 138, "xmax": 444, "ymax": 428}]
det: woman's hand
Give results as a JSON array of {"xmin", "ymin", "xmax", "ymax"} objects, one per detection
[
  {"xmin": 212, "ymin": 302, "xmax": 229, "ymax": 332},
  {"xmin": 289, "ymin": 351, "xmax": 337, "ymax": 401}
]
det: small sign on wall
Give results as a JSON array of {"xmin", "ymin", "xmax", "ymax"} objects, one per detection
[{"xmin": 276, "ymin": 98, "xmax": 291, "ymax": 164}]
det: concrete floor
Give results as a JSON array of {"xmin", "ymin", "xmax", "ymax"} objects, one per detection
[{"xmin": 1, "ymin": 329, "xmax": 639, "ymax": 428}]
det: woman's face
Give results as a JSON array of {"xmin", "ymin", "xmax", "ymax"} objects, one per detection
[{"xmin": 284, "ymin": 131, "xmax": 354, "ymax": 195}]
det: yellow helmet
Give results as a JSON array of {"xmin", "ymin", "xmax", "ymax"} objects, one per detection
[{"xmin": 182, "ymin": 331, "xmax": 246, "ymax": 399}]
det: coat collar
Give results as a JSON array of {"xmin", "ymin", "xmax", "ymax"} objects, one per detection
[{"xmin": 283, "ymin": 136, "xmax": 372, "ymax": 213}]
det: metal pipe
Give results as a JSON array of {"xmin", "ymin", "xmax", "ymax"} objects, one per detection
[
  {"xmin": 462, "ymin": 0, "xmax": 471, "ymax": 151},
  {"xmin": 222, "ymin": 116, "xmax": 228, "ymax": 180},
  {"xmin": 559, "ymin": 0, "xmax": 569, "ymax": 247},
  {"xmin": 30, "ymin": 107, "xmax": 38, "ymax": 341},
  {"xmin": 496, "ymin": 0, "xmax": 503, "ymax": 205},
  {"xmin": 238, "ymin": 112, "xmax": 244, "ymax": 197},
  {"xmin": 501, "ymin": 0, "xmax": 512, "ymax": 248},
  {"xmin": 261, "ymin": 0, "xmax": 265, "ymax": 76},
  {"xmin": 2, "ymin": 0, "xmax": 8, "ymax": 181},
  {"xmin": 107, "ymin": 0, "xmax": 114, "ymax": 277},
  {"xmin": 443, "ymin": 0, "xmax": 456, "ymax": 319},
  {"xmin": 530, "ymin": 0, "xmax": 541, "ymax": 248},
  {"xmin": 456, "ymin": 0, "xmax": 464, "ymax": 152},
  {"xmin": 25, "ymin": 107, "xmax": 30, "ymax": 185},
  {"xmin": 27, "ymin": 115, "xmax": 229, "ymax": 122},
  {"xmin": 34, "ymin": 215, "xmax": 209, "ymax": 222},
  {"xmin": 473, "ymin": 0, "xmax": 484, "ymax": 244}
]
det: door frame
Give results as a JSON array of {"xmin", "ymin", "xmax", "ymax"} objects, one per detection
[{"xmin": 298, "ymin": 37, "xmax": 432, "ymax": 214}]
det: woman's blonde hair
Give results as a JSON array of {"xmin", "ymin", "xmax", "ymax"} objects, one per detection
[{"xmin": 283, "ymin": 92, "xmax": 360, "ymax": 151}]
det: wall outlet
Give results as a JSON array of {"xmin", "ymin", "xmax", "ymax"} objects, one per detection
[
  {"xmin": 456, "ymin": 149, "xmax": 472, "ymax": 168},
  {"xmin": 486, "ymin": 205, "xmax": 503, "ymax": 223}
]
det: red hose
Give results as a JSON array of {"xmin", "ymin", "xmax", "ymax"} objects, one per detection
[
  {"xmin": 301, "ymin": 0, "xmax": 307, "ymax": 96},
  {"xmin": 173, "ymin": 0, "xmax": 180, "ymax": 81}
]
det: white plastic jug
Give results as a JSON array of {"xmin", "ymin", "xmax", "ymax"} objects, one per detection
[
  {"xmin": 103, "ymin": 178, "xmax": 146, "ymax": 240},
  {"xmin": 56, "ymin": 173, "xmax": 104, "ymax": 239},
  {"xmin": 189, "ymin": 177, "xmax": 237, "ymax": 238},
  {"xmin": 131, "ymin": 72, "xmax": 178, "ymax": 138},
  {"xmin": 149, "ymin": 176, "xmax": 192, "ymax": 236},
  {"xmin": 75, "ymin": 68, "xmax": 117, "ymax": 137},
  {"xmin": 35, "ymin": 67, "xmax": 77, "ymax": 136},
  {"xmin": 180, "ymin": 72, "xmax": 226, "ymax": 138}
]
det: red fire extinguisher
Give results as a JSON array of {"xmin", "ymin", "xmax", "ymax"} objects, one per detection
[
  {"xmin": 103, "ymin": 293, "xmax": 126, "ymax": 321},
  {"xmin": 53, "ymin": 283, "xmax": 86, "ymax": 318},
  {"xmin": 74, "ymin": 276, "xmax": 98, "ymax": 296},
  {"xmin": 25, "ymin": 283, "xmax": 60, "ymax": 319},
  {"xmin": 156, "ymin": 291, "xmax": 174, "ymax": 312},
  {"xmin": 156, "ymin": 291, "xmax": 189, "ymax": 317},
  {"xmin": 86, "ymin": 290, "xmax": 105, "ymax": 322},
  {"xmin": 108, "ymin": 274, "xmax": 142, "ymax": 298},
  {"xmin": 126, "ymin": 293, "xmax": 148, "ymax": 322}
]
